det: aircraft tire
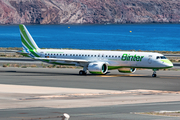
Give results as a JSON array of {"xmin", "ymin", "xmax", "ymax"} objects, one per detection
[
  {"xmin": 79, "ymin": 70, "xmax": 86, "ymax": 75},
  {"xmin": 152, "ymin": 74, "xmax": 157, "ymax": 77}
]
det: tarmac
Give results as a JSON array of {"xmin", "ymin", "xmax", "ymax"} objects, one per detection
[{"xmin": 0, "ymin": 67, "xmax": 180, "ymax": 120}]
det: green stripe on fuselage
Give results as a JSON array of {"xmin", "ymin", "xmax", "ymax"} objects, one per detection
[{"xmin": 108, "ymin": 66, "xmax": 173, "ymax": 70}]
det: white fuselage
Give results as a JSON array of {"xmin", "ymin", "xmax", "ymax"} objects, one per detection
[{"xmin": 35, "ymin": 49, "xmax": 172, "ymax": 69}]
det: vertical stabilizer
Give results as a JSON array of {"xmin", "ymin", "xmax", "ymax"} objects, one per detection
[
  {"xmin": 19, "ymin": 24, "xmax": 40, "ymax": 58},
  {"xmin": 19, "ymin": 24, "xmax": 39, "ymax": 50}
]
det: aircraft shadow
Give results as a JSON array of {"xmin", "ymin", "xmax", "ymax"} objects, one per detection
[{"xmin": 0, "ymin": 70, "xmax": 152, "ymax": 77}]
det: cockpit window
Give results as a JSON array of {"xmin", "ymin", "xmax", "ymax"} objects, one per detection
[
  {"xmin": 160, "ymin": 56, "xmax": 167, "ymax": 59},
  {"xmin": 156, "ymin": 56, "xmax": 167, "ymax": 59}
]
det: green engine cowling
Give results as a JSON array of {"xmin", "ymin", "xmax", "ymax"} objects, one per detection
[
  {"xmin": 88, "ymin": 62, "xmax": 108, "ymax": 74},
  {"xmin": 118, "ymin": 68, "xmax": 136, "ymax": 73}
]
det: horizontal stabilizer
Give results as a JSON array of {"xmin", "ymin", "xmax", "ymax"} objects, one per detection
[{"xmin": 16, "ymin": 50, "xmax": 29, "ymax": 55}]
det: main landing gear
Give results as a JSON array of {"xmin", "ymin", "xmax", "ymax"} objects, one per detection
[
  {"xmin": 79, "ymin": 70, "xmax": 87, "ymax": 75},
  {"xmin": 79, "ymin": 67, "xmax": 87, "ymax": 75},
  {"xmin": 152, "ymin": 69, "xmax": 158, "ymax": 77}
]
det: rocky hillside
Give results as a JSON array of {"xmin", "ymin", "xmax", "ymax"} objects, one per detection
[{"xmin": 0, "ymin": 0, "xmax": 180, "ymax": 24}]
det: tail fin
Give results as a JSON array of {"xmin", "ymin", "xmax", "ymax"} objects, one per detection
[
  {"xmin": 19, "ymin": 24, "xmax": 40, "ymax": 58},
  {"xmin": 19, "ymin": 24, "xmax": 39, "ymax": 50}
]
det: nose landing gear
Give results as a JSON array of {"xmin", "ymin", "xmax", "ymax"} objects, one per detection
[
  {"xmin": 152, "ymin": 72, "xmax": 156, "ymax": 77},
  {"xmin": 152, "ymin": 69, "xmax": 158, "ymax": 77}
]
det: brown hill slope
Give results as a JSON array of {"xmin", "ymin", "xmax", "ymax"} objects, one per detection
[{"xmin": 0, "ymin": 0, "xmax": 180, "ymax": 24}]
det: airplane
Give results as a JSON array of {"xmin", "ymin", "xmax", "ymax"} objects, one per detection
[{"xmin": 17, "ymin": 24, "xmax": 173, "ymax": 77}]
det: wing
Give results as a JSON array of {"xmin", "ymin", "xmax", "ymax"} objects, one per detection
[{"xmin": 34, "ymin": 57, "xmax": 92, "ymax": 63}]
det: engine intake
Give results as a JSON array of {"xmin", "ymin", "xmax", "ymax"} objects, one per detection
[{"xmin": 88, "ymin": 62, "xmax": 108, "ymax": 74}]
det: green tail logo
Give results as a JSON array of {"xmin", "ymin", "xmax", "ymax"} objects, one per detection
[{"xmin": 19, "ymin": 24, "xmax": 40, "ymax": 57}]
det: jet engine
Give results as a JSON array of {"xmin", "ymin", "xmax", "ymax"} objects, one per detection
[
  {"xmin": 88, "ymin": 62, "xmax": 108, "ymax": 74},
  {"xmin": 118, "ymin": 68, "xmax": 136, "ymax": 73}
]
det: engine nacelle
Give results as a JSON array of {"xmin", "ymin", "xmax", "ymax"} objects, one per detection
[
  {"xmin": 88, "ymin": 62, "xmax": 108, "ymax": 74},
  {"xmin": 118, "ymin": 68, "xmax": 136, "ymax": 73}
]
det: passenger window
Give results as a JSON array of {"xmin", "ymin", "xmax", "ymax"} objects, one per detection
[
  {"xmin": 109, "ymin": 55, "xmax": 111, "ymax": 57},
  {"xmin": 98, "ymin": 55, "xmax": 100, "ymax": 57},
  {"xmin": 106, "ymin": 55, "xmax": 108, "ymax": 57},
  {"xmin": 94, "ymin": 55, "xmax": 96, "ymax": 57},
  {"xmin": 156, "ymin": 56, "xmax": 160, "ymax": 59},
  {"xmin": 91, "ymin": 55, "xmax": 93, "ymax": 57}
]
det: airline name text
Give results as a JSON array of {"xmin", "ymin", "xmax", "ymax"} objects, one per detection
[{"xmin": 121, "ymin": 54, "xmax": 144, "ymax": 61}]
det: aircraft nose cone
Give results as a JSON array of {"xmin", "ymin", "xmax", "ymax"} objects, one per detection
[
  {"xmin": 161, "ymin": 59, "xmax": 173, "ymax": 68},
  {"xmin": 168, "ymin": 62, "xmax": 173, "ymax": 68}
]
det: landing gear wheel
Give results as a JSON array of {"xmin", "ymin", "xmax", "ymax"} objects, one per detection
[
  {"xmin": 79, "ymin": 70, "xmax": 83, "ymax": 75},
  {"xmin": 152, "ymin": 74, "xmax": 157, "ymax": 77},
  {"xmin": 79, "ymin": 70, "xmax": 86, "ymax": 75},
  {"xmin": 152, "ymin": 69, "xmax": 158, "ymax": 77}
]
